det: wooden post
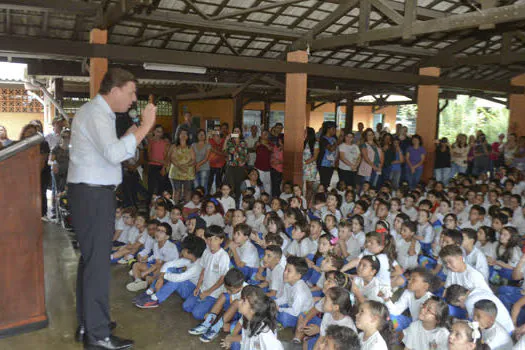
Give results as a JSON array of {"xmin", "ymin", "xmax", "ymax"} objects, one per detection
[
  {"xmin": 263, "ymin": 100, "xmax": 271, "ymax": 130},
  {"xmin": 89, "ymin": 29, "xmax": 108, "ymax": 98},
  {"xmin": 345, "ymin": 95, "xmax": 355, "ymax": 131},
  {"xmin": 171, "ymin": 96, "xmax": 179, "ymax": 137},
  {"xmin": 283, "ymin": 50, "xmax": 308, "ymax": 185},
  {"xmin": 416, "ymin": 67, "xmax": 440, "ymax": 181},
  {"xmin": 509, "ymin": 74, "xmax": 525, "ymax": 135},
  {"xmin": 233, "ymin": 94, "xmax": 244, "ymax": 128}
]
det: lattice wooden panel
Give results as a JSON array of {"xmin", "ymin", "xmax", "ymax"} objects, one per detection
[{"xmin": 0, "ymin": 88, "xmax": 43, "ymax": 113}]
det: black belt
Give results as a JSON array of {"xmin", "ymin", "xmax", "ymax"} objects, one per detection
[{"xmin": 69, "ymin": 182, "xmax": 117, "ymax": 191}]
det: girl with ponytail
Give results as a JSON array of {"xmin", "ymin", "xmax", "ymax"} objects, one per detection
[
  {"xmin": 356, "ymin": 300, "xmax": 392, "ymax": 350},
  {"xmin": 220, "ymin": 285, "xmax": 283, "ymax": 350}
]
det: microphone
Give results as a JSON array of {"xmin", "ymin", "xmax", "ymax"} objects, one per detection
[{"xmin": 128, "ymin": 104, "xmax": 140, "ymax": 126}]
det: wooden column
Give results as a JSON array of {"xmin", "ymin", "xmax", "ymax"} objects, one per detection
[
  {"xmin": 263, "ymin": 100, "xmax": 271, "ymax": 130},
  {"xmin": 89, "ymin": 29, "xmax": 108, "ymax": 98},
  {"xmin": 509, "ymin": 74, "xmax": 525, "ymax": 135},
  {"xmin": 53, "ymin": 78, "xmax": 64, "ymax": 107},
  {"xmin": 283, "ymin": 50, "xmax": 308, "ymax": 185},
  {"xmin": 416, "ymin": 67, "xmax": 440, "ymax": 181},
  {"xmin": 345, "ymin": 96, "xmax": 355, "ymax": 131},
  {"xmin": 233, "ymin": 94, "xmax": 244, "ymax": 128}
]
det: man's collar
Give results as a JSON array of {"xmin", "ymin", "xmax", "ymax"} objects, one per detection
[{"xmin": 94, "ymin": 94, "xmax": 116, "ymax": 120}]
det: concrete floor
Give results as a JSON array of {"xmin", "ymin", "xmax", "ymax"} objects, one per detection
[{"xmin": 0, "ymin": 223, "xmax": 297, "ymax": 350}]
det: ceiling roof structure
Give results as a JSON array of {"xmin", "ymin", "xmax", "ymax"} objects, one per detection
[{"xmin": 0, "ymin": 0, "xmax": 524, "ymax": 105}]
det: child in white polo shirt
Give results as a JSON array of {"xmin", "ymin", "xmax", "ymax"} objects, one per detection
[
  {"xmin": 227, "ymin": 223, "xmax": 260, "ymax": 279},
  {"xmin": 182, "ymin": 225, "xmax": 230, "ymax": 320}
]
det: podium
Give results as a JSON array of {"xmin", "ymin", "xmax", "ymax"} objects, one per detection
[{"xmin": 0, "ymin": 135, "xmax": 48, "ymax": 338}]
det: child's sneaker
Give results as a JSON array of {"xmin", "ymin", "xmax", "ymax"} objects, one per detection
[
  {"xmin": 117, "ymin": 258, "xmax": 128, "ymax": 265},
  {"xmin": 199, "ymin": 326, "xmax": 221, "ymax": 343},
  {"xmin": 188, "ymin": 323, "xmax": 210, "ymax": 336},
  {"xmin": 135, "ymin": 296, "xmax": 159, "ymax": 309},
  {"xmin": 126, "ymin": 280, "xmax": 148, "ymax": 292},
  {"xmin": 131, "ymin": 291, "xmax": 149, "ymax": 304},
  {"xmin": 128, "ymin": 269, "xmax": 134, "ymax": 277}
]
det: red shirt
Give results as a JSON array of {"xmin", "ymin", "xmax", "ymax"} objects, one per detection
[
  {"xmin": 255, "ymin": 143, "xmax": 272, "ymax": 171},
  {"xmin": 490, "ymin": 142, "xmax": 501, "ymax": 161},
  {"xmin": 148, "ymin": 139, "xmax": 169, "ymax": 166},
  {"xmin": 209, "ymin": 138, "xmax": 226, "ymax": 168}
]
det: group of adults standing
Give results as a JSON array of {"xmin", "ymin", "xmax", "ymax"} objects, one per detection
[
  {"xmin": 304, "ymin": 121, "xmax": 427, "ymax": 198},
  {"xmin": 143, "ymin": 114, "xmax": 287, "ymax": 204}
]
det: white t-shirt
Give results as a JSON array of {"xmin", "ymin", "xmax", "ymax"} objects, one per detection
[
  {"xmin": 275, "ymin": 279, "xmax": 314, "ymax": 317},
  {"xmin": 150, "ymin": 240, "xmax": 179, "ymax": 263},
  {"xmin": 202, "ymin": 213, "xmax": 225, "ymax": 227},
  {"xmin": 481, "ymin": 321, "xmax": 513, "ymax": 350},
  {"xmin": 237, "ymin": 240, "xmax": 260, "ymax": 268},
  {"xmin": 320, "ymin": 313, "xmax": 357, "ymax": 336},
  {"xmin": 353, "ymin": 276, "xmax": 383, "ymax": 303},
  {"xmin": 338, "ymin": 143, "xmax": 360, "ymax": 171},
  {"xmin": 199, "ymin": 248, "xmax": 231, "ymax": 298},
  {"xmin": 219, "ymin": 196, "xmax": 236, "ymax": 213},
  {"xmin": 115, "ymin": 217, "xmax": 125, "ymax": 231},
  {"xmin": 244, "ymin": 135, "xmax": 258, "ymax": 167},
  {"xmin": 402, "ymin": 206, "xmax": 418, "ymax": 221},
  {"xmin": 266, "ymin": 263, "xmax": 285, "ymax": 298},
  {"xmin": 385, "ymin": 290, "xmax": 433, "ymax": 319},
  {"xmin": 514, "ymin": 336, "xmax": 525, "ymax": 350},
  {"xmin": 403, "ymin": 320, "xmax": 449, "ymax": 350},
  {"xmin": 359, "ymin": 331, "xmax": 388, "ymax": 350},
  {"xmin": 418, "ymin": 223, "xmax": 434, "ymax": 244},
  {"xmin": 359, "ymin": 252, "xmax": 395, "ymax": 289},
  {"xmin": 465, "ymin": 288, "xmax": 514, "ymax": 334},
  {"xmin": 163, "ymin": 258, "xmax": 202, "ymax": 285},
  {"xmin": 346, "ymin": 231, "xmax": 366, "ymax": 260},
  {"xmin": 396, "ymin": 239, "xmax": 421, "ymax": 270},
  {"xmin": 169, "ymin": 219, "xmax": 187, "ymax": 241},
  {"xmin": 240, "ymin": 325, "xmax": 283, "ymax": 350},
  {"xmin": 156, "ymin": 214, "xmax": 170, "ymax": 223},
  {"xmin": 445, "ymin": 264, "xmax": 492, "ymax": 292},
  {"xmin": 475, "ymin": 241, "xmax": 497, "ymax": 260},
  {"xmin": 465, "ymin": 247, "xmax": 489, "ymax": 281},
  {"xmin": 246, "ymin": 213, "xmax": 265, "ymax": 234},
  {"xmin": 286, "ymin": 238, "xmax": 317, "ymax": 258}
]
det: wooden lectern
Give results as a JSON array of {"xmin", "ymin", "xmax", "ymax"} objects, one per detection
[{"xmin": 0, "ymin": 135, "xmax": 48, "ymax": 338}]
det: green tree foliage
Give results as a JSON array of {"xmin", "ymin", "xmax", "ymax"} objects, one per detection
[
  {"xmin": 438, "ymin": 96, "xmax": 508, "ymax": 143},
  {"xmin": 396, "ymin": 96, "xmax": 509, "ymax": 143}
]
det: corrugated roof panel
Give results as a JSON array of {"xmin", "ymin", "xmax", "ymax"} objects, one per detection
[
  {"xmin": 158, "ymin": 0, "xmax": 186, "ymax": 11},
  {"xmin": 199, "ymin": 35, "xmax": 221, "ymax": 44},
  {"xmin": 227, "ymin": 0, "xmax": 257, "ymax": 8},
  {"xmin": 247, "ymin": 12, "xmax": 273, "ymax": 22},
  {"xmin": 376, "ymin": 64, "xmax": 391, "ymax": 70},
  {"xmin": 318, "ymin": 2, "xmax": 338, "ymax": 11},
  {"xmin": 325, "ymin": 24, "xmax": 343, "ymax": 33},
  {"xmin": 282, "ymin": 6, "xmax": 308, "ymax": 17},
  {"xmin": 432, "ymin": 1, "xmax": 455, "ymax": 11},
  {"xmin": 273, "ymin": 15, "xmax": 296, "ymax": 25},
  {"xmin": 242, "ymin": 49, "xmax": 260, "ymax": 56},
  {"xmin": 342, "ymin": 61, "xmax": 357, "ymax": 67},
  {"xmin": 341, "ymin": 26, "xmax": 358, "ymax": 34},
  {"xmin": 324, "ymin": 58, "xmax": 341, "ymax": 65},
  {"xmin": 216, "ymin": 46, "xmax": 232, "ymax": 54},
  {"xmin": 247, "ymin": 40, "xmax": 270, "ymax": 49},
  {"xmin": 298, "ymin": 19, "xmax": 318, "ymax": 28},
  {"xmin": 192, "ymin": 43, "xmax": 215, "ymax": 52},
  {"xmin": 173, "ymin": 33, "xmax": 197, "ymax": 42},
  {"xmin": 113, "ymin": 25, "xmax": 141, "ymax": 36},
  {"xmin": 166, "ymin": 41, "xmax": 189, "ymax": 50}
]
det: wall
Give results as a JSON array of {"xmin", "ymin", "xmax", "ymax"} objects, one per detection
[
  {"xmin": 182, "ymin": 99, "xmax": 399, "ymax": 132},
  {"xmin": 0, "ymin": 113, "xmax": 44, "ymax": 141}
]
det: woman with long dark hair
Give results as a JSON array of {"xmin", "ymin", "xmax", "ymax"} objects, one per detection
[
  {"xmin": 405, "ymin": 134, "xmax": 426, "ymax": 189},
  {"xmin": 337, "ymin": 131, "xmax": 360, "ymax": 188},
  {"xmin": 316, "ymin": 122, "xmax": 337, "ymax": 189},
  {"xmin": 166, "ymin": 129, "xmax": 195, "ymax": 203},
  {"xmin": 357, "ymin": 128, "xmax": 383, "ymax": 188},
  {"xmin": 303, "ymin": 127, "xmax": 319, "ymax": 203},
  {"xmin": 224, "ymin": 126, "xmax": 248, "ymax": 204}
]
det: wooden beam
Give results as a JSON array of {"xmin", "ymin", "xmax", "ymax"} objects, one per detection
[
  {"xmin": 213, "ymin": 0, "xmax": 312, "ymax": 20},
  {"xmin": 359, "ymin": 0, "xmax": 371, "ymax": 44},
  {"xmin": 126, "ymin": 29, "xmax": 179, "ymax": 46},
  {"xmin": 131, "ymin": 10, "xmax": 304, "ymax": 40},
  {"xmin": 370, "ymin": 0, "xmax": 403, "ymax": 25},
  {"xmin": 231, "ymin": 75, "xmax": 263, "ymax": 97},
  {"xmin": 41, "ymin": 12, "xmax": 49, "ymax": 37},
  {"xmin": 287, "ymin": 0, "xmax": 358, "ymax": 53},
  {"xmin": 177, "ymin": 88, "xmax": 236, "ymax": 100},
  {"xmin": 0, "ymin": 0, "xmax": 99, "ymax": 15},
  {"xmin": 402, "ymin": 0, "xmax": 416, "ymax": 40},
  {"xmin": 2, "ymin": 36, "xmax": 523, "ymax": 94},
  {"xmin": 311, "ymin": 3, "xmax": 525, "ymax": 50},
  {"xmin": 5, "ymin": 9, "xmax": 11, "ymax": 35}
]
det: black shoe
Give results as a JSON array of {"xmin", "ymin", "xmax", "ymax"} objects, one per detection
[
  {"xmin": 84, "ymin": 335, "xmax": 134, "ymax": 350},
  {"xmin": 75, "ymin": 322, "xmax": 118, "ymax": 343}
]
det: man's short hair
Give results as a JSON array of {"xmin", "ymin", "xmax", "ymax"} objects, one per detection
[
  {"xmin": 444, "ymin": 284, "xmax": 469, "ymax": 305},
  {"xmin": 181, "ymin": 235, "xmax": 207, "ymax": 259},
  {"xmin": 439, "ymin": 244, "xmax": 463, "ymax": 259},
  {"xmin": 99, "ymin": 68, "xmax": 137, "ymax": 95},
  {"xmin": 224, "ymin": 268, "xmax": 245, "ymax": 288},
  {"xmin": 474, "ymin": 299, "xmax": 498, "ymax": 318}
]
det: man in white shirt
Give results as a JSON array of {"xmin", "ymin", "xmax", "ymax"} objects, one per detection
[{"xmin": 68, "ymin": 68, "xmax": 156, "ymax": 349}]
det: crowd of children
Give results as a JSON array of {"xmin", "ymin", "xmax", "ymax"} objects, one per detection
[{"xmin": 110, "ymin": 166, "xmax": 525, "ymax": 349}]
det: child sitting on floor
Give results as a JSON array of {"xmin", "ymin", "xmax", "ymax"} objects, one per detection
[{"xmin": 182, "ymin": 225, "xmax": 230, "ymax": 320}]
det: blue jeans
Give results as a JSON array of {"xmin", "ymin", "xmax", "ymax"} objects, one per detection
[
  {"xmin": 361, "ymin": 170, "xmax": 380, "ymax": 187},
  {"xmin": 434, "ymin": 167, "xmax": 451, "ymax": 185},
  {"xmin": 183, "ymin": 294, "xmax": 217, "ymax": 320},
  {"xmin": 156, "ymin": 280, "xmax": 196, "ymax": 303},
  {"xmin": 277, "ymin": 304, "xmax": 299, "ymax": 328},
  {"xmin": 194, "ymin": 170, "xmax": 210, "ymax": 194},
  {"xmin": 407, "ymin": 167, "xmax": 423, "ymax": 189},
  {"xmin": 450, "ymin": 163, "xmax": 467, "ymax": 179},
  {"xmin": 390, "ymin": 169, "xmax": 401, "ymax": 189}
]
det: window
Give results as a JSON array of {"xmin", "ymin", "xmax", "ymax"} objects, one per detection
[
  {"xmin": 269, "ymin": 111, "xmax": 285, "ymax": 129},
  {"xmin": 325, "ymin": 107, "xmax": 347, "ymax": 129},
  {"xmin": 136, "ymin": 99, "xmax": 172, "ymax": 116},
  {"xmin": 373, "ymin": 113, "xmax": 384, "ymax": 129},
  {"xmin": 323, "ymin": 112, "xmax": 335, "ymax": 122}
]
